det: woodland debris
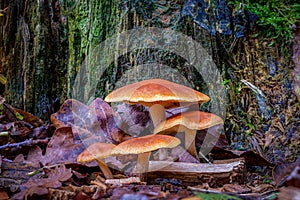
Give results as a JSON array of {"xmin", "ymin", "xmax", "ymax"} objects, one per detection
[
  {"xmin": 0, "ymin": 157, "xmax": 39, "ymax": 192},
  {"xmin": 105, "ymin": 177, "xmax": 142, "ymax": 186},
  {"xmin": 278, "ymin": 186, "xmax": 300, "ymax": 200},
  {"xmin": 115, "ymin": 104, "xmax": 152, "ymax": 137},
  {"xmin": 12, "ymin": 164, "xmax": 72, "ymax": 200},
  {"xmin": 0, "ymin": 138, "xmax": 49, "ymax": 151},
  {"xmin": 292, "ymin": 19, "xmax": 300, "ymax": 99},
  {"xmin": 146, "ymin": 158, "xmax": 246, "ymax": 187},
  {"xmin": 210, "ymin": 146, "xmax": 272, "ymax": 167},
  {"xmin": 273, "ymin": 157, "xmax": 300, "ymax": 187},
  {"xmin": 0, "ymin": 191, "xmax": 9, "ymax": 200},
  {"xmin": 50, "ymin": 98, "xmax": 129, "ymax": 144}
]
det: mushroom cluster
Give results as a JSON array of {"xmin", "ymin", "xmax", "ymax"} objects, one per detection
[
  {"xmin": 105, "ymin": 79, "xmax": 223, "ymax": 160},
  {"xmin": 77, "ymin": 78, "xmax": 223, "ymax": 181},
  {"xmin": 154, "ymin": 111, "xmax": 223, "ymax": 160},
  {"xmin": 77, "ymin": 134, "xmax": 180, "ymax": 181}
]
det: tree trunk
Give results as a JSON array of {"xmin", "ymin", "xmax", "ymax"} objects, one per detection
[{"xmin": 0, "ymin": 0, "xmax": 299, "ymax": 164}]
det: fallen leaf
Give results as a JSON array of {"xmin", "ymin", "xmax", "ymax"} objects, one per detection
[
  {"xmin": 0, "ymin": 98, "xmax": 43, "ymax": 127},
  {"xmin": 171, "ymin": 146, "xmax": 200, "ymax": 163},
  {"xmin": 14, "ymin": 108, "xmax": 44, "ymax": 127},
  {"xmin": 12, "ymin": 164, "xmax": 72, "ymax": 200},
  {"xmin": 0, "ymin": 190, "xmax": 9, "ymax": 200},
  {"xmin": 278, "ymin": 186, "xmax": 300, "ymax": 200},
  {"xmin": 211, "ymin": 146, "xmax": 272, "ymax": 167},
  {"xmin": 115, "ymin": 104, "xmax": 153, "ymax": 137},
  {"xmin": 51, "ymin": 98, "xmax": 128, "ymax": 144},
  {"xmin": 284, "ymin": 165, "xmax": 300, "ymax": 188},
  {"xmin": 196, "ymin": 125, "xmax": 229, "ymax": 150},
  {"xmin": 22, "ymin": 127, "xmax": 84, "ymax": 167},
  {"xmin": 223, "ymin": 184, "xmax": 251, "ymax": 194},
  {"xmin": 273, "ymin": 158, "xmax": 300, "ymax": 186}
]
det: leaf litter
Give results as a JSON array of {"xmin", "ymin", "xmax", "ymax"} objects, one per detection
[{"xmin": 0, "ymin": 98, "xmax": 299, "ymax": 199}]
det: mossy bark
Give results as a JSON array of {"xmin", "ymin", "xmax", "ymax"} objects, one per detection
[
  {"xmin": 0, "ymin": 0, "xmax": 68, "ymax": 120},
  {"xmin": 0, "ymin": 0, "xmax": 299, "ymax": 163}
]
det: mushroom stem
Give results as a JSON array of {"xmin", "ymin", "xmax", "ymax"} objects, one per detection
[
  {"xmin": 96, "ymin": 160, "xmax": 114, "ymax": 179},
  {"xmin": 136, "ymin": 152, "xmax": 151, "ymax": 182},
  {"xmin": 184, "ymin": 129, "xmax": 199, "ymax": 160},
  {"xmin": 149, "ymin": 104, "xmax": 166, "ymax": 127}
]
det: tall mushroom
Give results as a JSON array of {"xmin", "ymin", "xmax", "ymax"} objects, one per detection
[
  {"xmin": 111, "ymin": 134, "xmax": 180, "ymax": 181},
  {"xmin": 104, "ymin": 79, "xmax": 209, "ymax": 127},
  {"xmin": 77, "ymin": 143, "xmax": 116, "ymax": 179},
  {"xmin": 154, "ymin": 111, "xmax": 223, "ymax": 161}
]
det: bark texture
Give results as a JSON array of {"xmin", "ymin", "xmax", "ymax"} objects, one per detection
[{"xmin": 0, "ymin": 0, "xmax": 299, "ymax": 163}]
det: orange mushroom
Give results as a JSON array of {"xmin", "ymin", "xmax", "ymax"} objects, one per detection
[
  {"xmin": 111, "ymin": 134, "xmax": 181, "ymax": 181},
  {"xmin": 154, "ymin": 111, "xmax": 223, "ymax": 161},
  {"xmin": 77, "ymin": 143, "xmax": 116, "ymax": 179},
  {"xmin": 104, "ymin": 79, "xmax": 210, "ymax": 127}
]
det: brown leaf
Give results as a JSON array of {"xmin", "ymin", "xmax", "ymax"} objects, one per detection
[
  {"xmin": 211, "ymin": 146, "xmax": 272, "ymax": 167},
  {"xmin": 223, "ymin": 184, "xmax": 251, "ymax": 194},
  {"xmin": 115, "ymin": 104, "xmax": 153, "ymax": 137},
  {"xmin": 171, "ymin": 146, "xmax": 200, "ymax": 163},
  {"xmin": 278, "ymin": 186, "xmax": 300, "ymax": 200},
  {"xmin": 0, "ymin": 99, "xmax": 43, "ymax": 127},
  {"xmin": 12, "ymin": 165, "xmax": 72, "ymax": 200},
  {"xmin": 25, "ymin": 127, "xmax": 84, "ymax": 166},
  {"xmin": 14, "ymin": 108, "xmax": 44, "ymax": 127},
  {"xmin": 51, "ymin": 98, "xmax": 128, "ymax": 144},
  {"xmin": 196, "ymin": 125, "xmax": 229, "ymax": 150},
  {"xmin": 0, "ymin": 191, "xmax": 9, "ymax": 200},
  {"xmin": 273, "ymin": 158, "xmax": 300, "ymax": 187}
]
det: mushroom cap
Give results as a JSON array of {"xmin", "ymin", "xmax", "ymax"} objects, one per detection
[
  {"xmin": 154, "ymin": 111, "xmax": 224, "ymax": 134},
  {"xmin": 111, "ymin": 134, "xmax": 181, "ymax": 155},
  {"xmin": 104, "ymin": 79, "xmax": 210, "ymax": 108},
  {"xmin": 77, "ymin": 143, "xmax": 116, "ymax": 163}
]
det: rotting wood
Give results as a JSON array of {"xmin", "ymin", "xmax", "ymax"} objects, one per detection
[{"xmin": 145, "ymin": 158, "xmax": 246, "ymax": 187}]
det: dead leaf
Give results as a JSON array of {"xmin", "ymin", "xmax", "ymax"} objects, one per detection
[
  {"xmin": 273, "ymin": 158, "xmax": 300, "ymax": 186},
  {"xmin": 12, "ymin": 125, "xmax": 111, "ymax": 168},
  {"xmin": 284, "ymin": 165, "xmax": 300, "ymax": 188},
  {"xmin": 278, "ymin": 186, "xmax": 300, "ymax": 200},
  {"xmin": 51, "ymin": 98, "xmax": 128, "ymax": 144},
  {"xmin": 23, "ymin": 127, "xmax": 84, "ymax": 167},
  {"xmin": 0, "ymin": 99, "xmax": 43, "ymax": 127},
  {"xmin": 211, "ymin": 146, "xmax": 272, "ymax": 167},
  {"xmin": 196, "ymin": 125, "xmax": 229, "ymax": 150},
  {"xmin": 14, "ymin": 108, "xmax": 44, "ymax": 127},
  {"xmin": 171, "ymin": 146, "xmax": 200, "ymax": 163},
  {"xmin": 0, "ymin": 190, "xmax": 9, "ymax": 200},
  {"xmin": 12, "ymin": 164, "xmax": 72, "ymax": 200},
  {"xmin": 223, "ymin": 184, "xmax": 251, "ymax": 194},
  {"xmin": 115, "ymin": 104, "xmax": 153, "ymax": 137}
]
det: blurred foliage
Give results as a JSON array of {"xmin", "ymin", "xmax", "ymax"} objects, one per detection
[
  {"xmin": 228, "ymin": 0, "xmax": 300, "ymax": 40},
  {"xmin": 194, "ymin": 192, "xmax": 242, "ymax": 200}
]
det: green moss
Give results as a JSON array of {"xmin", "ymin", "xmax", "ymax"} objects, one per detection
[{"xmin": 229, "ymin": 0, "xmax": 300, "ymax": 41}]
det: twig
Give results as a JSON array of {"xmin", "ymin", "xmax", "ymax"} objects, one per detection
[{"xmin": 0, "ymin": 138, "xmax": 49, "ymax": 151}]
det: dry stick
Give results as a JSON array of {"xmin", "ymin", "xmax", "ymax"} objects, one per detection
[{"xmin": 0, "ymin": 138, "xmax": 49, "ymax": 151}]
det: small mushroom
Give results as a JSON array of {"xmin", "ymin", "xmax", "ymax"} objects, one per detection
[
  {"xmin": 154, "ymin": 111, "xmax": 223, "ymax": 161},
  {"xmin": 77, "ymin": 143, "xmax": 116, "ymax": 179},
  {"xmin": 111, "ymin": 134, "xmax": 181, "ymax": 181},
  {"xmin": 105, "ymin": 79, "xmax": 210, "ymax": 127}
]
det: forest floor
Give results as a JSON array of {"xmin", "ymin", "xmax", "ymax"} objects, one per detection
[{"xmin": 0, "ymin": 97, "xmax": 299, "ymax": 200}]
